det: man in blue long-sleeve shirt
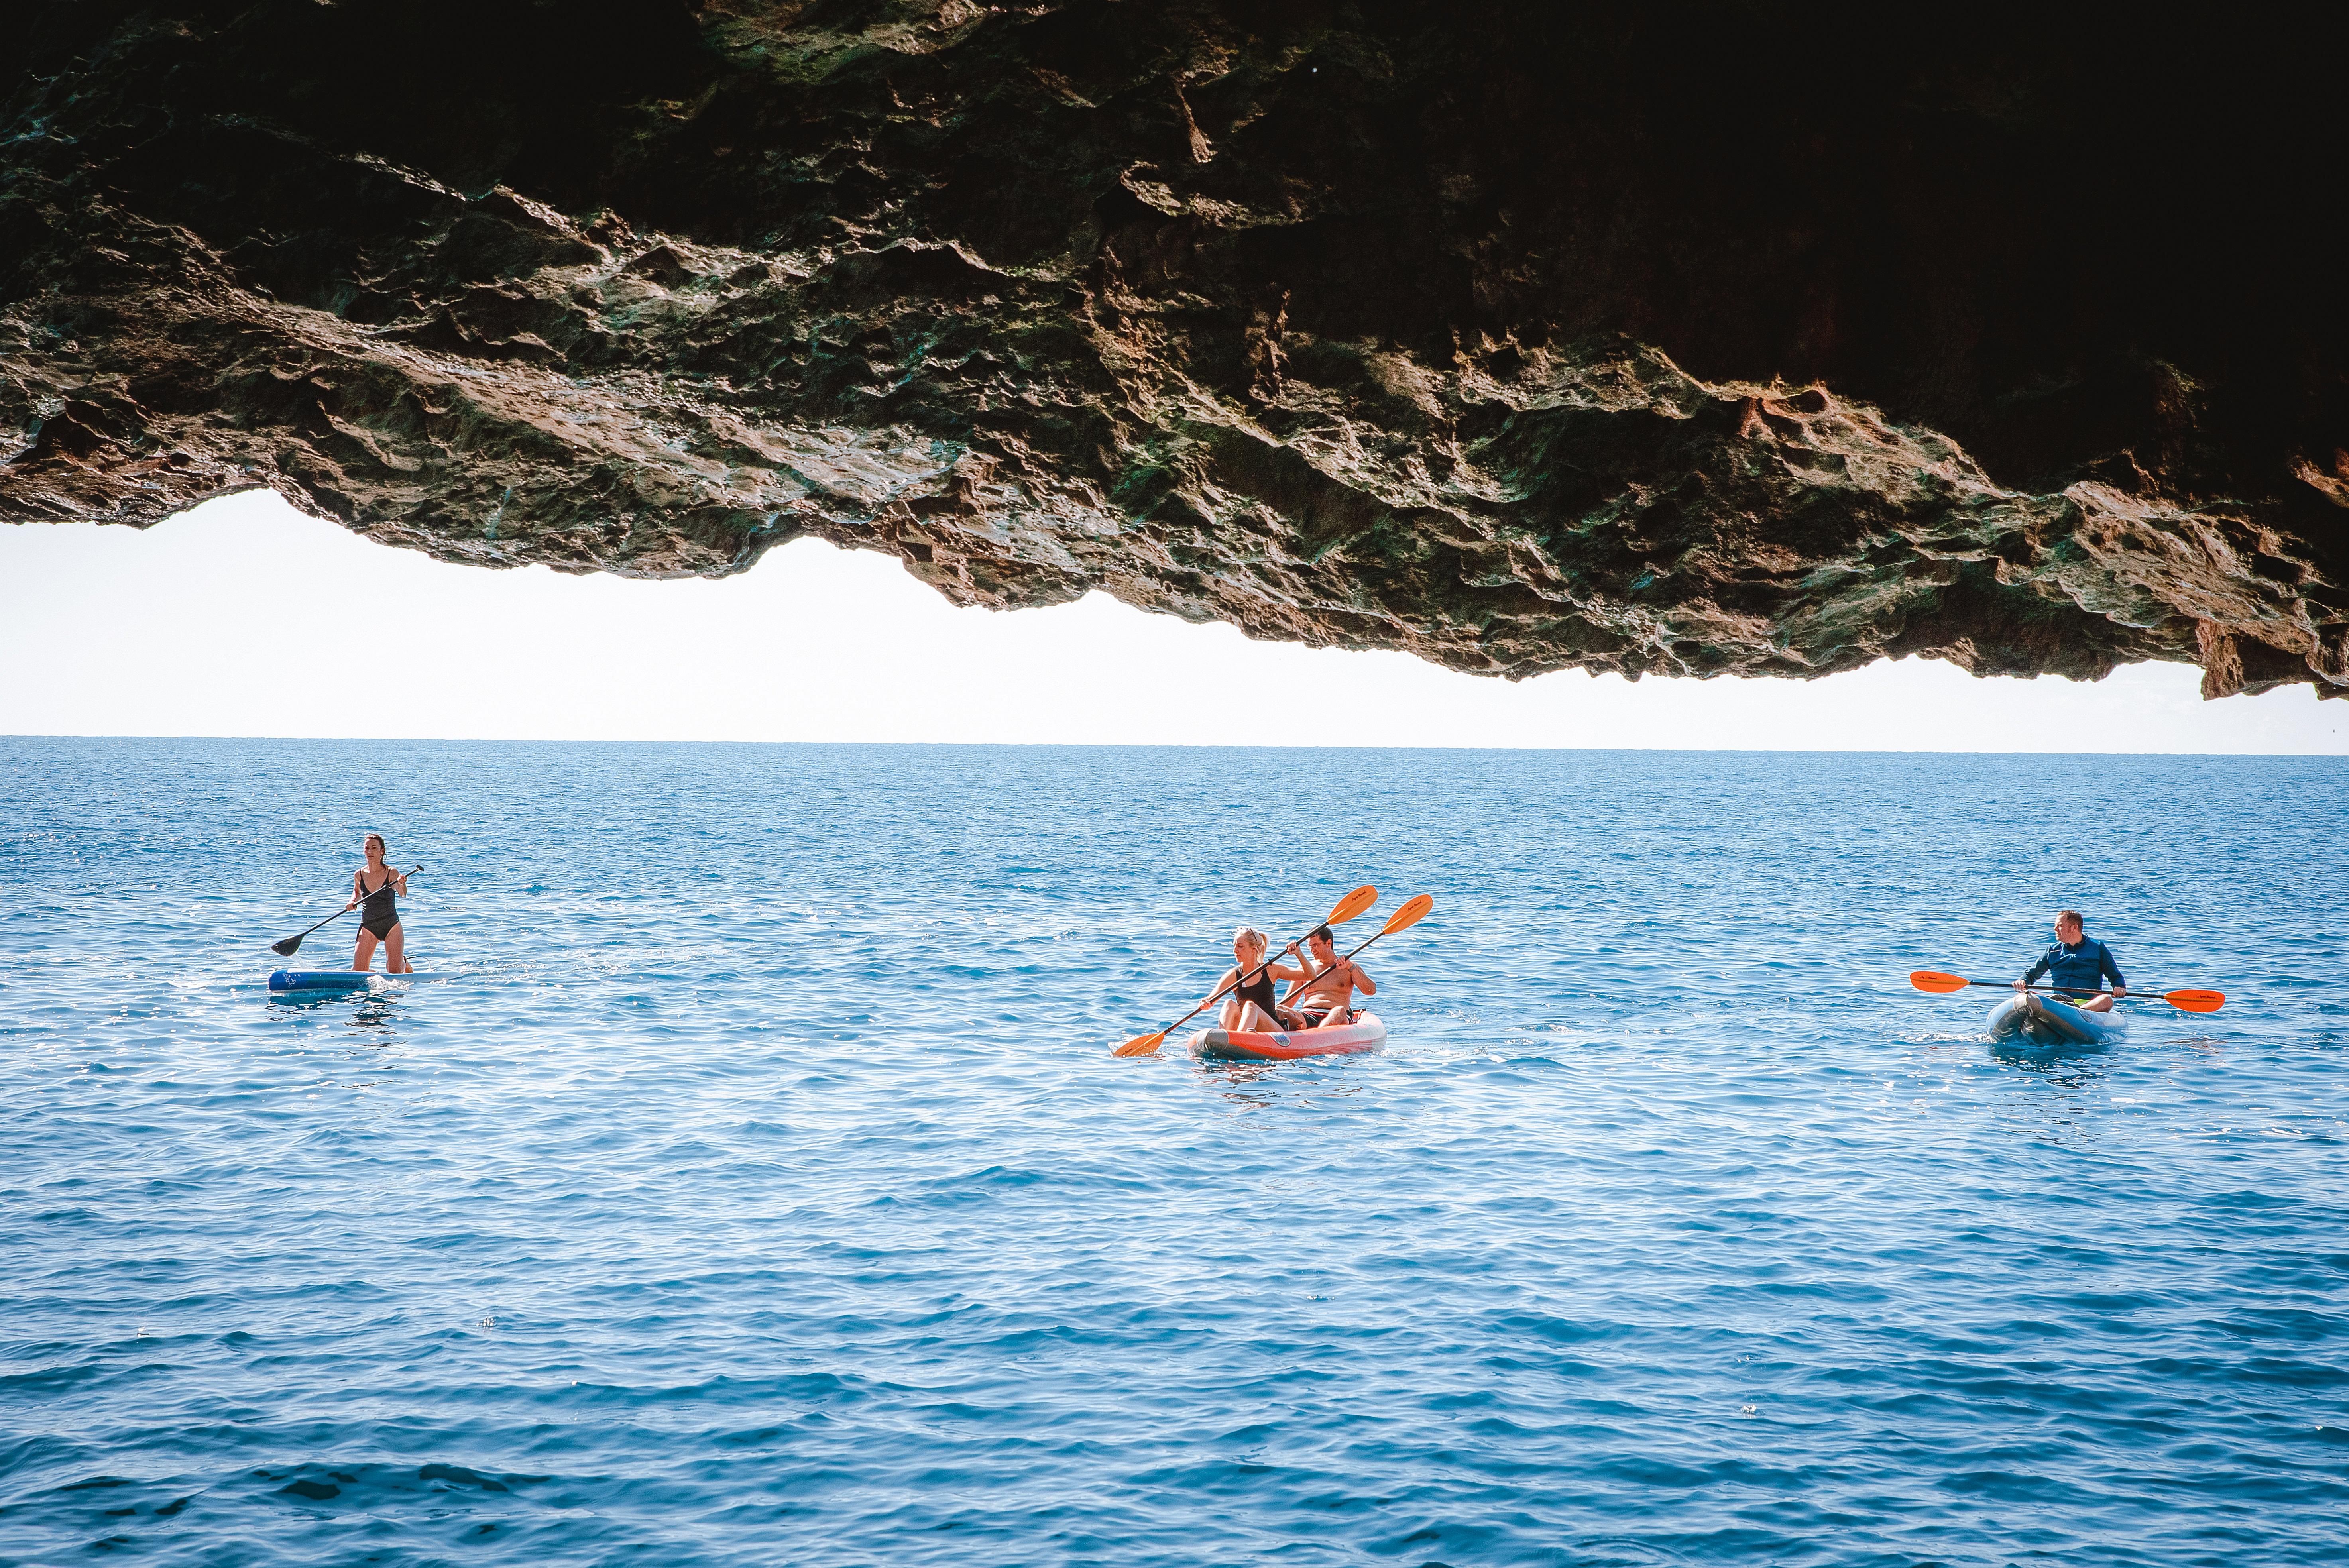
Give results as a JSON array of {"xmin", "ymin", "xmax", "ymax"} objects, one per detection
[{"xmin": 2015, "ymin": 909, "xmax": 2128, "ymax": 1012}]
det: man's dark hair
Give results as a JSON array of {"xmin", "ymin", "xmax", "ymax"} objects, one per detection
[
  {"xmin": 1311, "ymin": 925, "xmax": 1333, "ymax": 944},
  {"xmin": 2057, "ymin": 909, "xmax": 2084, "ymax": 927}
]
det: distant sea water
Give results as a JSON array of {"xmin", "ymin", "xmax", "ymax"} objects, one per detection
[{"xmin": 4, "ymin": 737, "xmax": 2346, "ymax": 1567}]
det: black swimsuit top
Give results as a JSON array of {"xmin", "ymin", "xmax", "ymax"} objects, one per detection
[
  {"xmin": 1232, "ymin": 964, "xmax": 1278, "ymax": 1014},
  {"xmin": 358, "ymin": 869, "xmax": 398, "ymax": 921}
]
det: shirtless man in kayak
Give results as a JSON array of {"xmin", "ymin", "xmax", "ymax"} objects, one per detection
[
  {"xmin": 1283, "ymin": 925, "xmax": 1377, "ymax": 1029},
  {"xmin": 2014, "ymin": 909, "xmax": 2126, "ymax": 1012}
]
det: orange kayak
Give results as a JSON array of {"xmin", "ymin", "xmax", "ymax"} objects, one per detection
[{"xmin": 1187, "ymin": 1010, "xmax": 1386, "ymax": 1062}]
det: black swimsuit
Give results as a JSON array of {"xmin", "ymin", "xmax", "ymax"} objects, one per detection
[
  {"xmin": 357, "ymin": 869, "xmax": 400, "ymax": 939},
  {"xmin": 1232, "ymin": 965, "xmax": 1280, "ymax": 1020}
]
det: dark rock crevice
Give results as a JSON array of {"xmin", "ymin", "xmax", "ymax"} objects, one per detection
[{"xmin": 5, "ymin": 1, "xmax": 2342, "ymax": 698}]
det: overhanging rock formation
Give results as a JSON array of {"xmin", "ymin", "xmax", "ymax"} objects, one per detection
[{"xmin": 6, "ymin": 2, "xmax": 2343, "ymax": 698}]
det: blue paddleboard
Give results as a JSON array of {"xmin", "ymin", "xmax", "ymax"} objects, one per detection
[{"xmin": 268, "ymin": 970, "xmax": 449, "ymax": 992}]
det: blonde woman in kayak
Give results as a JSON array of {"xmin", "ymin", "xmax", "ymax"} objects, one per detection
[
  {"xmin": 1207, "ymin": 927, "xmax": 1312, "ymax": 1034},
  {"xmin": 345, "ymin": 833, "xmax": 414, "ymax": 974}
]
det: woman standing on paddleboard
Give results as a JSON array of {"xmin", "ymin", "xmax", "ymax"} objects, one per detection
[{"xmin": 346, "ymin": 834, "xmax": 414, "ymax": 974}]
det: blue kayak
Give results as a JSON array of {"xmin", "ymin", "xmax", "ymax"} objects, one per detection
[
  {"xmin": 1987, "ymin": 991, "xmax": 2127, "ymax": 1045},
  {"xmin": 268, "ymin": 970, "xmax": 448, "ymax": 992}
]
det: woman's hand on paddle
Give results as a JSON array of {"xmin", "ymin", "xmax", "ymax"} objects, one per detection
[{"xmin": 1198, "ymin": 970, "xmax": 1237, "ymax": 1013}]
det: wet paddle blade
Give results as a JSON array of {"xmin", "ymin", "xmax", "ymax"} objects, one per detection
[
  {"xmin": 271, "ymin": 935, "xmax": 303, "ymax": 957},
  {"xmin": 2163, "ymin": 988, "xmax": 2226, "ymax": 1013},
  {"xmin": 1111, "ymin": 1032, "xmax": 1166, "ymax": 1058},
  {"xmin": 1380, "ymin": 893, "xmax": 1435, "ymax": 934},
  {"xmin": 1909, "ymin": 970, "xmax": 1971, "ymax": 993},
  {"xmin": 1327, "ymin": 885, "xmax": 1379, "ymax": 927}
]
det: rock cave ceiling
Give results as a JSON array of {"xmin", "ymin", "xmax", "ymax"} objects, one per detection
[{"xmin": 4, "ymin": 2, "xmax": 2344, "ymax": 699}]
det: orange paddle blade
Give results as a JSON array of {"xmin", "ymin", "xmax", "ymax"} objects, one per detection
[
  {"xmin": 1381, "ymin": 893, "xmax": 1435, "ymax": 934},
  {"xmin": 1111, "ymin": 1032, "xmax": 1166, "ymax": 1058},
  {"xmin": 2163, "ymin": 989, "xmax": 2225, "ymax": 1013},
  {"xmin": 1327, "ymin": 884, "xmax": 1379, "ymax": 926},
  {"xmin": 1909, "ymin": 970, "xmax": 1971, "ymax": 994}
]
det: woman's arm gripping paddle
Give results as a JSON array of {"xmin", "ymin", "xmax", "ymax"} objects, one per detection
[{"xmin": 1111, "ymin": 885, "xmax": 1378, "ymax": 1058}]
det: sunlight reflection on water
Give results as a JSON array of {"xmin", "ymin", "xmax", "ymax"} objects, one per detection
[{"xmin": 4, "ymin": 739, "xmax": 2346, "ymax": 1565}]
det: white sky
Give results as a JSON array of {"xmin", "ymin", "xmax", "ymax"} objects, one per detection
[{"xmin": 1, "ymin": 488, "xmax": 2340, "ymax": 751}]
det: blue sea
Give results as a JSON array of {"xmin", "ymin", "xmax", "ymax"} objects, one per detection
[{"xmin": 4, "ymin": 738, "xmax": 2346, "ymax": 1566}]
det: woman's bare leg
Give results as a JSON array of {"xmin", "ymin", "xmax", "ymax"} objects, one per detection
[
  {"xmin": 352, "ymin": 928, "xmax": 379, "ymax": 971},
  {"xmin": 1238, "ymin": 1002, "xmax": 1282, "ymax": 1032},
  {"xmin": 1219, "ymin": 997, "xmax": 1245, "ymax": 1031},
  {"xmin": 385, "ymin": 923, "xmax": 408, "ymax": 974}
]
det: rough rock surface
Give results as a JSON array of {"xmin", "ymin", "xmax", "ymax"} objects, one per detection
[{"xmin": 5, "ymin": 2, "xmax": 2343, "ymax": 698}]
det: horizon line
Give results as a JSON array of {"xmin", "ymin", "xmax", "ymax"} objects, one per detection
[{"xmin": 5, "ymin": 733, "xmax": 2340, "ymax": 759}]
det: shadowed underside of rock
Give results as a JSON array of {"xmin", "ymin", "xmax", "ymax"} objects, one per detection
[{"xmin": 5, "ymin": 1, "xmax": 2343, "ymax": 698}]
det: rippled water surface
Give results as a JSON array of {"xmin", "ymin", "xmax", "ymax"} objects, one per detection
[{"xmin": 5, "ymin": 738, "xmax": 2347, "ymax": 1566}]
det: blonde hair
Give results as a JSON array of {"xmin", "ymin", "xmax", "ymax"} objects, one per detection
[{"xmin": 1231, "ymin": 926, "xmax": 1269, "ymax": 952}]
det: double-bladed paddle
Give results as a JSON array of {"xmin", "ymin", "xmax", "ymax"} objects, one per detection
[
  {"xmin": 1273, "ymin": 891, "xmax": 1437, "ymax": 1015},
  {"xmin": 271, "ymin": 864, "xmax": 422, "ymax": 957},
  {"xmin": 1111, "ymin": 884, "xmax": 1379, "ymax": 1058},
  {"xmin": 1908, "ymin": 969, "xmax": 2225, "ymax": 1012}
]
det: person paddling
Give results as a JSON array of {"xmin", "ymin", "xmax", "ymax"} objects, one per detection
[
  {"xmin": 1283, "ymin": 924, "xmax": 1377, "ymax": 1029},
  {"xmin": 2014, "ymin": 909, "xmax": 2125, "ymax": 1012},
  {"xmin": 1206, "ymin": 927, "xmax": 1313, "ymax": 1034},
  {"xmin": 346, "ymin": 834, "xmax": 415, "ymax": 974}
]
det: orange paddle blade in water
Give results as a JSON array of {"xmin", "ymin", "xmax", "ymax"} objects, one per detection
[
  {"xmin": 2162, "ymin": 989, "xmax": 2226, "ymax": 1013},
  {"xmin": 1111, "ymin": 1031, "xmax": 1168, "ymax": 1058},
  {"xmin": 1909, "ymin": 970, "xmax": 1971, "ymax": 993}
]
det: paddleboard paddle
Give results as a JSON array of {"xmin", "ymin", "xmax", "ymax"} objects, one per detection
[
  {"xmin": 272, "ymin": 864, "xmax": 422, "ymax": 957},
  {"xmin": 1908, "ymin": 969, "xmax": 2224, "ymax": 1012},
  {"xmin": 1112, "ymin": 884, "xmax": 1378, "ymax": 1058}
]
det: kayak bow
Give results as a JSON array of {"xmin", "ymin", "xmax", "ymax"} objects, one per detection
[{"xmin": 1987, "ymin": 991, "xmax": 2128, "ymax": 1045}]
